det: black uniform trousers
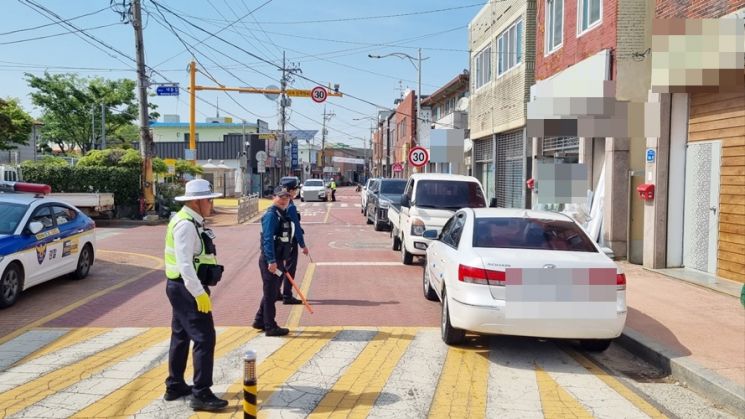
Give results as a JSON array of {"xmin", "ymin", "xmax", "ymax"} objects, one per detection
[
  {"xmin": 165, "ymin": 280, "xmax": 216, "ymax": 395},
  {"xmin": 281, "ymin": 241, "xmax": 298, "ymax": 298},
  {"xmin": 255, "ymin": 255, "xmax": 282, "ymax": 329}
]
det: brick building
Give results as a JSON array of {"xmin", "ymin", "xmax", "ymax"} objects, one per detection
[{"xmin": 392, "ymin": 91, "xmax": 417, "ymax": 178}]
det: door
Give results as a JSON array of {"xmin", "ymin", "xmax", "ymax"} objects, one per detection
[
  {"xmin": 683, "ymin": 141, "xmax": 721, "ymax": 274},
  {"xmin": 22, "ymin": 205, "xmax": 65, "ymax": 287},
  {"xmin": 50, "ymin": 205, "xmax": 83, "ymax": 273}
]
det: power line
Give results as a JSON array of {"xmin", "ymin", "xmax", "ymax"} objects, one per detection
[
  {"xmin": 0, "ymin": 22, "xmax": 123, "ymax": 46},
  {"xmin": 0, "ymin": 6, "xmax": 109, "ymax": 36}
]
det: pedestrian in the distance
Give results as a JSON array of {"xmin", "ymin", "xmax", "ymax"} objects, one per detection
[
  {"xmin": 253, "ymin": 187, "xmax": 294, "ymax": 337},
  {"xmin": 278, "ymin": 178, "xmax": 308, "ymax": 305},
  {"xmin": 163, "ymin": 179, "xmax": 228, "ymax": 411},
  {"xmin": 330, "ymin": 177, "xmax": 337, "ymax": 202}
]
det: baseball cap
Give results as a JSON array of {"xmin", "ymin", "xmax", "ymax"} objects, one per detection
[{"xmin": 273, "ymin": 186, "xmax": 292, "ymax": 198}]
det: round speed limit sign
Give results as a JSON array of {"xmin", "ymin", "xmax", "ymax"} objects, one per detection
[
  {"xmin": 408, "ymin": 146, "xmax": 429, "ymax": 167},
  {"xmin": 311, "ymin": 86, "xmax": 327, "ymax": 103}
]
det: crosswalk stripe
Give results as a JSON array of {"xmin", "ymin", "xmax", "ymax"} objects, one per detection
[
  {"xmin": 261, "ymin": 329, "xmax": 377, "ymax": 417},
  {"xmin": 341, "ymin": 203, "xmax": 348, "ymax": 208},
  {"xmin": 566, "ymin": 349, "xmax": 667, "ymax": 418},
  {"xmin": 0, "ymin": 328, "xmax": 69, "ymax": 371},
  {"xmin": 368, "ymin": 329, "xmax": 447, "ymax": 419},
  {"xmin": 12, "ymin": 327, "xmax": 110, "ymax": 366},
  {"xmin": 0, "ymin": 328, "xmax": 145, "ymax": 394},
  {"xmin": 485, "ymin": 339, "xmax": 543, "ymax": 418},
  {"xmin": 536, "ymin": 365, "xmax": 593, "ymax": 418},
  {"xmin": 428, "ymin": 342, "xmax": 490, "ymax": 418},
  {"xmin": 308, "ymin": 327, "xmax": 416, "ymax": 418},
  {"xmin": 0, "ymin": 327, "xmax": 167, "ymax": 417},
  {"xmin": 204, "ymin": 327, "xmax": 340, "ymax": 418},
  {"xmin": 75, "ymin": 327, "xmax": 255, "ymax": 418}
]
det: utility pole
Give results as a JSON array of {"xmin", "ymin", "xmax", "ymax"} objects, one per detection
[
  {"xmin": 100, "ymin": 103, "xmax": 106, "ymax": 149},
  {"xmin": 320, "ymin": 105, "xmax": 334, "ymax": 176},
  {"xmin": 279, "ymin": 51, "xmax": 287, "ymax": 182},
  {"xmin": 132, "ymin": 0, "xmax": 154, "ymax": 211},
  {"xmin": 90, "ymin": 105, "xmax": 95, "ymax": 150}
]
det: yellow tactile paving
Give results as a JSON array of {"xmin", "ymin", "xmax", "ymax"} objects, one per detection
[
  {"xmin": 566, "ymin": 349, "xmax": 667, "ymax": 418},
  {"xmin": 428, "ymin": 344, "xmax": 490, "ymax": 419},
  {"xmin": 535, "ymin": 364, "xmax": 594, "ymax": 419},
  {"xmin": 0, "ymin": 327, "xmax": 168, "ymax": 417},
  {"xmin": 11, "ymin": 327, "xmax": 110, "ymax": 366},
  {"xmin": 199, "ymin": 327, "xmax": 340, "ymax": 419},
  {"xmin": 73, "ymin": 327, "xmax": 256, "ymax": 418},
  {"xmin": 309, "ymin": 327, "xmax": 416, "ymax": 419}
]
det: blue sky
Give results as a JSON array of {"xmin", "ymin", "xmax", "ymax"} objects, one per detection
[{"xmin": 0, "ymin": 1, "xmax": 486, "ymax": 148}]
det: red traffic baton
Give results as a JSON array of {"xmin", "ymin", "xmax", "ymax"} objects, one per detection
[{"xmin": 282, "ymin": 271, "xmax": 313, "ymax": 314}]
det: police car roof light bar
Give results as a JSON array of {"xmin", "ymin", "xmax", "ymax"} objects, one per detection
[{"xmin": 0, "ymin": 181, "xmax": 52, "ymax": 195}]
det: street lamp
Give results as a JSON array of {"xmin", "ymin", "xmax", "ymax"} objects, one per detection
[{"xmin": 368, "ymin": 48, "xmax": 429, "ymax": 148}]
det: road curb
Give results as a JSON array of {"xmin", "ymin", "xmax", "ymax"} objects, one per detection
[{"xmin": 617, "ymin": 328, "xmax": 745, "ymax": 415}]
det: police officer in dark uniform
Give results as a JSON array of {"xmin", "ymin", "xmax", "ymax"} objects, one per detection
[
  {"xmin": 163, "ymin": 179, "xmax": 228, "ymax": 411},
  {"xmin": 252, "ymin": 187, "xmax": 293, "ymax": 336},
  {"xmin": 277, "ymin": 178, "xmax": 308, "ymax": 305}
]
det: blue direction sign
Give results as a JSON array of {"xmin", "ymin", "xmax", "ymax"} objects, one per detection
[
  {"xmin": 291, "ymin": 142, "xmax": 299, "ymax": 169},
  {"xmin": 156, "ymin": 85, "xmax": 179, "ymax": 96}
]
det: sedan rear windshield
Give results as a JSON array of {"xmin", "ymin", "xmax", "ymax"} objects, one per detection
[
  {"xmin": 380, "ymin": 180, "xmax": 406, "ymax": 195},
  {"xmin": 415, "ymin": 180, "xmax": 486, "ymax": 210},
  {"xmin": 473, "ymin": 217, "xmax": 598, "ymax": 252},
  {"xmin": 304, "ymin": 180, "xmax": 324, "ymax": 187},
  {"xmin": 0, "ymin": 202, "xmax": 28, "ymax": 234}
]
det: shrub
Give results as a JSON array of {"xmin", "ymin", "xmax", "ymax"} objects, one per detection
[{"xmin": 22, "ymin": 165, "xmax": 141, "ymax": 207}]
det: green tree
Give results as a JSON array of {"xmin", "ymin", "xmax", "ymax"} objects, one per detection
[
  {"xmin": 152, "ymin": 157, "xmax": 168, "ymax": 174},
  {"xmin": 25, "ymin": 73, "xmax": 158, "ymax": 154},
  {"xmin": 20, "ymin": 155, "xmax": 68, "ymax": 170},
  {"xmin": 77, "ymin": 148, "xmax": 143, "ymax": 169},
  {"xmin": 175, "ymin": 159, "xmax": 203, "ymax": 179},
  {"xmin": 0, "ymin": 98, "xmax": 33, "ymax": 151}
]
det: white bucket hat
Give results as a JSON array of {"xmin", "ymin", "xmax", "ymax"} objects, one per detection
[{"xmin": 175, "ymin": 179, "xmax": 223, "ymax": 201}]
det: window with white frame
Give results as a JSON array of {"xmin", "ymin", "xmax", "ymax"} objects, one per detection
[
  {"xmin": 474, "ymin": 46, "xmax": 492, "ymax": 89},
  {"xmin": 578, "ymin": 0, "xmax": 601, "ymax": 33},
  {"xmin": 498, "ymin": 19, "xmax": 523, "ymax": 75},
  {"xmin": 546, "ymin": 0, "xmax": 563, "ymax": 53}
]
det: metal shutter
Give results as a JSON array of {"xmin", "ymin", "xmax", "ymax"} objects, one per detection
[
  {"xmin": 473, "ymin": 137, "xmax": 494, "ymax": 163},
  {"xmin": 495, "ymin": 129, "xmax": 526, "ymax": 208}
]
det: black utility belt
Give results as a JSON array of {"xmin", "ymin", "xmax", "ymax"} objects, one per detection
[{"xmin": 167, "ymin": 264, "xmax": 224, "ymax": 287}]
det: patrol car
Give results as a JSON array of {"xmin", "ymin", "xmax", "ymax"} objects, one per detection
[{"xmin": 0, "ymin": 186, "xmax": 96, "ymax": 308}]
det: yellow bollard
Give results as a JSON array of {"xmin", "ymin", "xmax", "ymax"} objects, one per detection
[{"xmin": 243, "ymin": 349, "xmax": 257, "ymax": 419}]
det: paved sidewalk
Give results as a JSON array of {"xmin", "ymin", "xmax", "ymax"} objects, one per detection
[{"xmin": 618, "ymin": 261, "xmax": 745, "ymax": 414}]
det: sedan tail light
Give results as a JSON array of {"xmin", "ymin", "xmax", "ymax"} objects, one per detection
[
  {"xmin": 458, "ymin": 264, "xmax": 506, "ymax": 285},
  {"xmin": 616, "ymin": 273, "xmax": 626, "ymax": 290}
]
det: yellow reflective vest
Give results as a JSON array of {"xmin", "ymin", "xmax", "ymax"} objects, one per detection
[{"xmin": 164, "ymin": 208, "xmax": 217, "ymax": 279}]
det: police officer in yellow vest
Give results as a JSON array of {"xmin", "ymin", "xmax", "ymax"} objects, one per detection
[{"xmin": 163, "ymin": 179, "xmax": 228, "ymax": 411}]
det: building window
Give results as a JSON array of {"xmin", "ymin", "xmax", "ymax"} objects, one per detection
[
  {"xmin": 546, "ymin": 0, "xmax": 563, "ymax": 53},
  {"xmin": 474, "ymin": 46, "xmax": 492, "ymax": 89},
  {"xmin": 498, "ymin": 19, "xmax": 523, "ymax": 76},
  {"xmin": 577, "ymin": 0, "xmax": 601, "ymax": 34}
]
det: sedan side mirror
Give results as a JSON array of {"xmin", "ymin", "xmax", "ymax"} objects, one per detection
[
  {"xmin": 489, "ymin": 197, "xmax": 497, "ymax": 208},
  {"xmin": 28, "ymin": 221, "xmax": 44, "ymax": 235},
  {"xmin": 400, "ymin": 194, "xmax": 409, "ymax": 207},
  {"xmin": 422, "ymin": 229, "xmax": 438, "ymax": 240}
]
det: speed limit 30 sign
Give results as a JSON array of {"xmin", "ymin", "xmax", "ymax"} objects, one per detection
[
  {"xmin": 311, "ymin": 86, "xmax": 328, "ymax": 103},
  {"xmin": 408, "ymin": 146, "xmax": 429, "ymax": 167}
]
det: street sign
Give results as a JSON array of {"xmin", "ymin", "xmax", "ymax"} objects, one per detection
[
  {"xmin": 255, "ymin": 151, "xmax": 267, "ymax": 161},
  {"xmin": 311, "ymin": 86, "xmax": 328, "ymax": 103},
  {"xmin": 392, "ymin": 163, "xmax": 403, "ymax": 173},
  {"xmin": 257, "ymin": 133, "xmax": 276, "ymax": 140},
  {"xmin": 257, "ymin": 159, "xmax": 266, "ymax": 173},
  {"xmin": 408, "ymin": 146, "xmax": 429, "ymax": 167},
  {"xmin": 156, "ymin": 85, "xmax": 179, "ymax": 96},
  {"xmin": 291, "ymin": 142, "xmax": 299, "ymax": 169}
]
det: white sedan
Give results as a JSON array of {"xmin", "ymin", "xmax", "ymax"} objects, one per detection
[
  {"xmin": 0, "ymin": 193, "xmax": 96, "ymax": 308},
  {"xmin": 299, "ymin": 179, "xmax": 328, "ymax": 202},
  {"xmin": 422, "ymin": 208, "xmax": 626, "ymax": 351}
]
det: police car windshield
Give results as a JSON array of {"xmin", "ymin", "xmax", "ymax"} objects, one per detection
[{"xmin": 0, "ymin": 202, "xmax": 28, "ymax": 234}]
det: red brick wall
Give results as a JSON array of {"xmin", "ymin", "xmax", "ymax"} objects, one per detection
[
  {"xmin": 535, "ymin": 0, "xmax": 618, "ymax": 81},
  {"xmin": 393, "ymin": 92, "xmax": 416, "ymax": 164},
  {"xmin": 655, "ymin": 0, "xmax": 745, "ymax": 18}
]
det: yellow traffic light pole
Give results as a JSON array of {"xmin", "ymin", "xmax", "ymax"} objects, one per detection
[{"xmin": 187, "ymin": 61, "xmax": 342, "ymax": 163}]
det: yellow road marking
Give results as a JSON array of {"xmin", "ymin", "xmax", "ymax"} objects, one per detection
[
  {"xmin": 11, "ymin": 327, "xmax": 110, "ymax": 367},
  {"xmin": 429, "ymin": 345, "xmax": 489, "ymax": 418},
  {"xmin": 200, "ymin": 327, "xmax": 340, "ymax": 419},
  {"xmin": 99, "ymin": 249, "xmax": 165, "ymax": 267},
  {"xmin": 566, "ymin": 349, "xmax": 667, "ymax": 418},
  {"xmin": 285, "ymin": 262, "xmax": 316, "ymax": 328},
  {"xmin": 0, "ymin": 250, "xmax": 163, "ymax": 346},
  {"xmin": 323, "ymin": 203, "xmax": 332, "ymax": 223},
  {"xmin": 0, "ymin": 328, "xmax": 168, "ymax": 417},
  {"xmin": 309, "ymin": 327, "xmax": 416, "ymax": 419},
  {"xmin": 535, "ymin": 364, "xmax": 593, "ymax": 419},
  {"xmin": 73, "ymin": 327, "xmax": 256, "ymax": 418}
]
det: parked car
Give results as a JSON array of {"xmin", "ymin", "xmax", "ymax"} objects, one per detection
[
  {"xmin": 387, "ymin": 174, "xmax": 487, "ymax": 265},
  {"xmin": 423, "ymin": 207, "xmax": 626, "ymax": 350},
  {"xmin": 300, "ymin": 179, "xmax": 329, "ymax": 202},
  {"xmin": 360, "ymin": 178, "xmax": 379, "ymax": 215},
  {"xmin": 0, "ymin": 192, "xmax": 96, "ymax": 308},
  {"xmin": 366, "ymin": 178, "xmax": 407, "ymax": 231},
  {"xmin": 280, "ymin": 176, "xmax": 301, "ymax": 189}
]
